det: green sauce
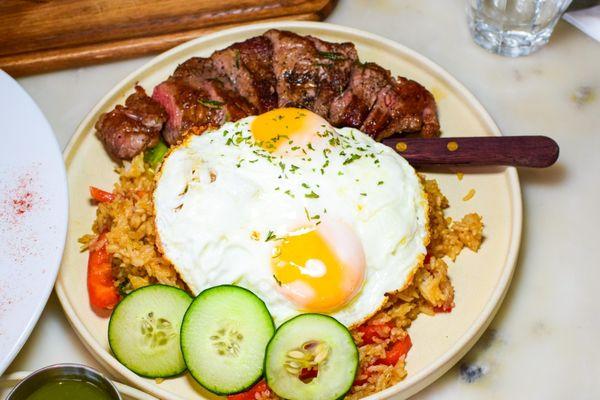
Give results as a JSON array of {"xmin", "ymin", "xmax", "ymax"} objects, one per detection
[{"xmin": 26, "ymin": 379, "xmax": 114, "ymax": 400}]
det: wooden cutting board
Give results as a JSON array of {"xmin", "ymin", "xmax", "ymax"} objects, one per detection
[{"xmin": 0, "ymin": 0, "xmax": 336, "ymax": 77}]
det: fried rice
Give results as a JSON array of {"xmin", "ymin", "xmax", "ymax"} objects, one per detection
[{"xmin": 80, "ymin": 153, "xmax": 483, "ymax": 399}]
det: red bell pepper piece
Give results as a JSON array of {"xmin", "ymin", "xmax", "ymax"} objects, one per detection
[
  {"xmin": 356, "ymin": 321, "xmax": 394, "ymax": 345},
  {"xmin": 227, "ymin": 380, "xmax": 270, "ymax": 400},
  {"xmin": 433, "ymin": 304, "xmax": 454, "ymax": 313},
  {"xmin": 87, "ymin": 233, "xmax": 119, "ymax": 310},
  {"xmin": 90, "ymin": 186, "xmax": 115, "ymax": 203},
  {"xmin": 377, "ymin": 334, "xmax": 412, "ymax": 366}
]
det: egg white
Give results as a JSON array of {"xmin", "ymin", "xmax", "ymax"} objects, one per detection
[{"xmin": 153, "ymin": 116, "xmax": 429, "ymax": 327}]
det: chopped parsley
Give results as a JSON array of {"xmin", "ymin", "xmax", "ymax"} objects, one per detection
[
  {"xmin": 318, "ymin": 51, "xmax": 347, "ymax": 61},
  {"xmin": 265, "ymin": 231, "xmax": 277, "ymax": 242},
  {"xmin": 199, "ymin": 99, "xmax": 225, "ymax": 109},
  {"xmin": 343, "ymin": 154, "xmax": 362, "ymax": 165},
  {"xmin": 234, "ymin": 50, "xmax": 241, "ymax": 68}
]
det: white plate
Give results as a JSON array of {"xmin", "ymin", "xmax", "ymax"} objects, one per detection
[
  {"xmin": 56, "ymin": 22, "xmax": 521, "ymax": 399},
  {"xmin": 0, "ymin": 71, "xmax": 68, "ymax": 374}
]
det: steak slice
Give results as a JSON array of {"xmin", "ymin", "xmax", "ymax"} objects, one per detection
[
  {"xmin": 263, "ymin": 29, "xmax": 357, "ymax": 117},
  {"xmin": 329, "ymin": 63, "xmax": 390, "ymax": 129},
  {"xmin": 330, "ymin": 63, "xmax": 440, "ymax": 139},
  {"xmin": 95, "ymin": 86, "xmax": 166, "ymax": 160},
  {"xmin": 391, "ymin": 76, "xmax": 440, "ymax": 138},
  {"xmin": 173, "ymin": 57, "xmax": 257, "ymax": 122},
  {"xmin": 152, "ymin": 78, "xmax": 221, "ymax": 145},
  {"xmin": 306, "ymin": 35, "xmax": 357, "ymax": 116},
  {"xmin": 362, "ymin": 76, "xmax": 439, "ymax": 139},
  {"xmin": 174, "ymin": 56, "xmax": 226, "ymax": 84},
  {"xmin": 212, "ymin": 36, "xmax": 277, "ymax": 113}
]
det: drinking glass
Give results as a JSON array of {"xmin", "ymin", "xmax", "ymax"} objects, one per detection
[{"xmin": 467, "ymin": 0, "xmax": 573, "ymax": 57}]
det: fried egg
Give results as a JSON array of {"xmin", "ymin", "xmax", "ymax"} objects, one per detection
[{"xmin": 154, "ymin": 108, "xmax": 429, "ymax": 327}]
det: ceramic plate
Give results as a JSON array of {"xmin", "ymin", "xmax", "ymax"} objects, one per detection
[
  {"xmin": 55, "ymin": 22, "xmax": 521, "ymax": 399},
  {"xmin": 0, "ymin": 71, "xmax": 68, "ymax": 374}
]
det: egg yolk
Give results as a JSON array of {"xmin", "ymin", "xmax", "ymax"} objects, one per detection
[
  {"xmin": 250, "ymin": 108, "xmax": 329, "ymax": 153},
  {"xmin": 272, "ymin": 222, "xmax": 366, "ymax": 312}
]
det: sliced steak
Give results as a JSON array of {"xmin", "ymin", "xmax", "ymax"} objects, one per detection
[
  {"xmin": 330, "ymin": 62, "xmax": 440, "ymax": 139},
  {"xmin": 173, "ymin": 56, "xmax": 226, "ymax": 84},
  {"xmin": 392, "ymin": 76, "xmax": 439, "ymax": 138},
  {"xmin": 152, "ymin": 78, "xmax": 221, "ymax": 145},
  {"xmin": 212, "ymin": 36, "xmax": 277, "ymax": 113},
  {"xmin": 95, "ymin": 31, "xmax": 441, "ymax": 159},
  {"xmin": 362, "ymin": 76, "xmax": 439, "ymax": 139},
  {"xmin": 329, "ymin": 62, "xmax": 391, "ymax": 129},
  {"xmin": 264, "ymin": 29, "xmax": 318, "ymax": 110},
  {"xmin": 95, "ymin": 86, "xmax": 166, "ymax": 160},
  {"xmin": 306, "ymin": 35, "xmax": 357, "ymax": 116},
  {"xmin": 173, "ymin": 57, "xmax": 257, "ymax": 122},
  {"xmin": 263, "ymin": 29, "xmax": 357, "ymax": 117}
]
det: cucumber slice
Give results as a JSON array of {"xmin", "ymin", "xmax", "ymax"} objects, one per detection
[
  {"xmin": 108, "ymin": 284, "xmax": 192, "ymax": 378},
  {"xmin": 180, "ymin": 285, "xmax": 275, "ymax": 395},
  {"xmin": 265, "ymin": 314, "xmax": 358, "ymax": 400}
]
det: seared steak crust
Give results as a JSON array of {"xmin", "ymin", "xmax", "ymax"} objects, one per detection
[
  {"xmin": 361, "ymin": 75, "xmax": 439, "ymax": 140},
  {"xmin": 329, "ymin": 63, "xmax": 391, "ymax": 129},
  {"xmin": 152, "ymin": 78, "xmax": 221, "ymax": 145},
  {"xmin": 95, "ymin": 86, "xmax": 166, "ymax": 160},
  {"xmin": 154, "ymin": 57, "xmax": 257, "ymax": 145},
  {"xmin": 264, "ymin": 29, "xmax": 358, "ymax": 117},
  {"xmin": 306, "ymin": 35, "xmax": 358, "ymax": 117},
  {"xmin": 174, "ymin": 57, "xmax": 257, "ymax": 122},
  {"xmin": 393, "ymin": 77, "xmax": 439, "ymax": 138},
  {"xmin": 263, "ymin": 30, "xmax": 319, "ymax": 110},
  {"xmin": 212, "ymin": 36, "xmax": 278, "ymax": 113},
  {"xmin": 96, "ymin": 30, "xmax": 440, "ymax": 159},
  {"xmin": 174, "ymin": 57, "xmax": 226, "ymax": 84},
  {"xmin": 330, "ymin": 62, "xmax": 440, "ymax": 140}
]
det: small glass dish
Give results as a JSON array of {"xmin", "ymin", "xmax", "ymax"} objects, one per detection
[{"xmin": 6, "ymin": 363, "xmax": 121, "ymax": 400}]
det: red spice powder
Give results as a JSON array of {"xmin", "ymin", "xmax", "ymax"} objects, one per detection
[
  {"xmin": 2, "ymin": 172, "xmax": 37, "ymax": 222},
  {"xmin": 0, "ymin": 168, "xmax": 44, "ymax": 264},
  {"xmin": 13, "ymin": 192, "xmax": 34, "ymax": 215}
]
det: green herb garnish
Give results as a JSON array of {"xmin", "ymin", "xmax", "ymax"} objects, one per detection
[
  {"xmin": 144, "ymin": 139, "xmax": 169, "ymax": 168},
  {"xmin": 199, "ymin": 99, "xmax": 225, "ymax": 109},
  {"xmin": 343, "ymin": 154, "xmax": 362, "ymax": 165},
  {"xmin": 265, "ymin": 231, "xmax": 277, "ymax": 242},
  {"xmin": 318, "ymin": 51, "xmax": 347, "ymax": 61}
]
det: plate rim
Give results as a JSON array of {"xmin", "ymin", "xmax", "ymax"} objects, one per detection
[
  {"xmin": 55, "ymin": 20, "xmax": 522, "ymax": 400},
  {"xmin": 0, "ymin": 70, "xmax": 69, "ymax": 375}
]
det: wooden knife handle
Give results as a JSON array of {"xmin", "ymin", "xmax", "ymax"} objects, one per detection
[{"xmin": 381, "ymin": 136, "xmax": 559, "ymax": 168}]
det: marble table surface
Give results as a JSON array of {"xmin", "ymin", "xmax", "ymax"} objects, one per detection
[{"xmin": 2, "ymin": 0, "xmax": 599, "ymax": 398}]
